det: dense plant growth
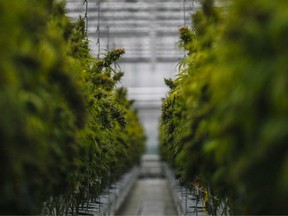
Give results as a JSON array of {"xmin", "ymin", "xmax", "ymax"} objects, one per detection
[
  {"xmin": 0, "ymin": 0, "xmax": 145, "ymax": 214},
  {"xmin": 160, "ymin": 0, "xmax": 288, "ymax": 214}
]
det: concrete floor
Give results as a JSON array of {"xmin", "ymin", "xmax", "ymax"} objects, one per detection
[{"xmin": 116, "ymin": 178, "xmax": 177, "ymax": 216}]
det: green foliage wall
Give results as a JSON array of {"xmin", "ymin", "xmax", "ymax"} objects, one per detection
[
  {"xmin": 160, "ymin": 0, "xmax": 288, "ymax": 214},
  {"xmin": 0, "ymin": 0, "xmax": 145, "ymax": 214}
]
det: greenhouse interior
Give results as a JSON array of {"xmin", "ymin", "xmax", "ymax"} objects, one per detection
[{"xmin": 1, "ymin": 0, "xmax": 287, "ymax": 215}]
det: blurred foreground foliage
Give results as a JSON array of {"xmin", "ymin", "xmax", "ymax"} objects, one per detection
[
  {"xmin": 160, "ymin": 0, "xmax": 288, "ymax": 214},
  {"xmin": 0, "ymin": 0, "xmax": 145, "ymax": 214}
]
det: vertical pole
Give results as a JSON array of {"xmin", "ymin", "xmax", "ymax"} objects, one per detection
[
  {"xmin": 84, "ymin": 1, "xmax": 89, "ymax": 212},
  {"xmin": 149, "ymin": 1, "xmax": 156, "ymax": 73},
  {"xmin": 192, "ymin": 0, "xmax": 195, "ymax": 13},
  {"xmin": 183, "ymin": 0, "xmax": 187, "ymax": 57},
  {"xmin": 87, "ymin": 169, "xmax": 90, "ymax": 214},
  {"xmin": 86, "ymin": 0, "xmax": 88, "ymax": 38},
  {"xmin": 96, "ymin": 0, "xmax": 101, "ymax": 58},
  {"xmin": 107, "ymin": 26, "xmax": 110, "ymax": 51},
  {"xmin": 83, "ymin": 0, "xmax": 89, "ymax": 39},
  {"xmin": 183, "ymin": 0, "xmax": 187, "ymax": 26},
  {"xmin": 185, "ymin": 187, "xmax": 188, "ymax": 215}
]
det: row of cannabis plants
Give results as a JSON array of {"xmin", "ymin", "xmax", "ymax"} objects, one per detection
[
  {"xmin": 0, "ymin": 0, "xmax": 145, "ymax": 214},
  {"xmin": 160, "ymin": 0, "xmax": 288, "ymax": 214}
]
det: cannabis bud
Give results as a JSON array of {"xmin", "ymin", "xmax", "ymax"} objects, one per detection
[
  {"xmin": 179, "ymin": 25, "xmax": 188, "ymax": 32},
  {"xmin": 115, "ymin": 48, "xmax": 125, "ymax": 55},
  {"xmin": 179, "ymin": 26, "xmax": 192, "ymax": 45}
]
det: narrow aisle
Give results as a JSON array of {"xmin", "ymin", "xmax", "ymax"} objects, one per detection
[
  {"xmin": 116, "ymin": 178, "xmax": 177, "ymax": 216},
  {"xmin": 116, "ymin": 155, "xmax": 177, "ymax": 216}
]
